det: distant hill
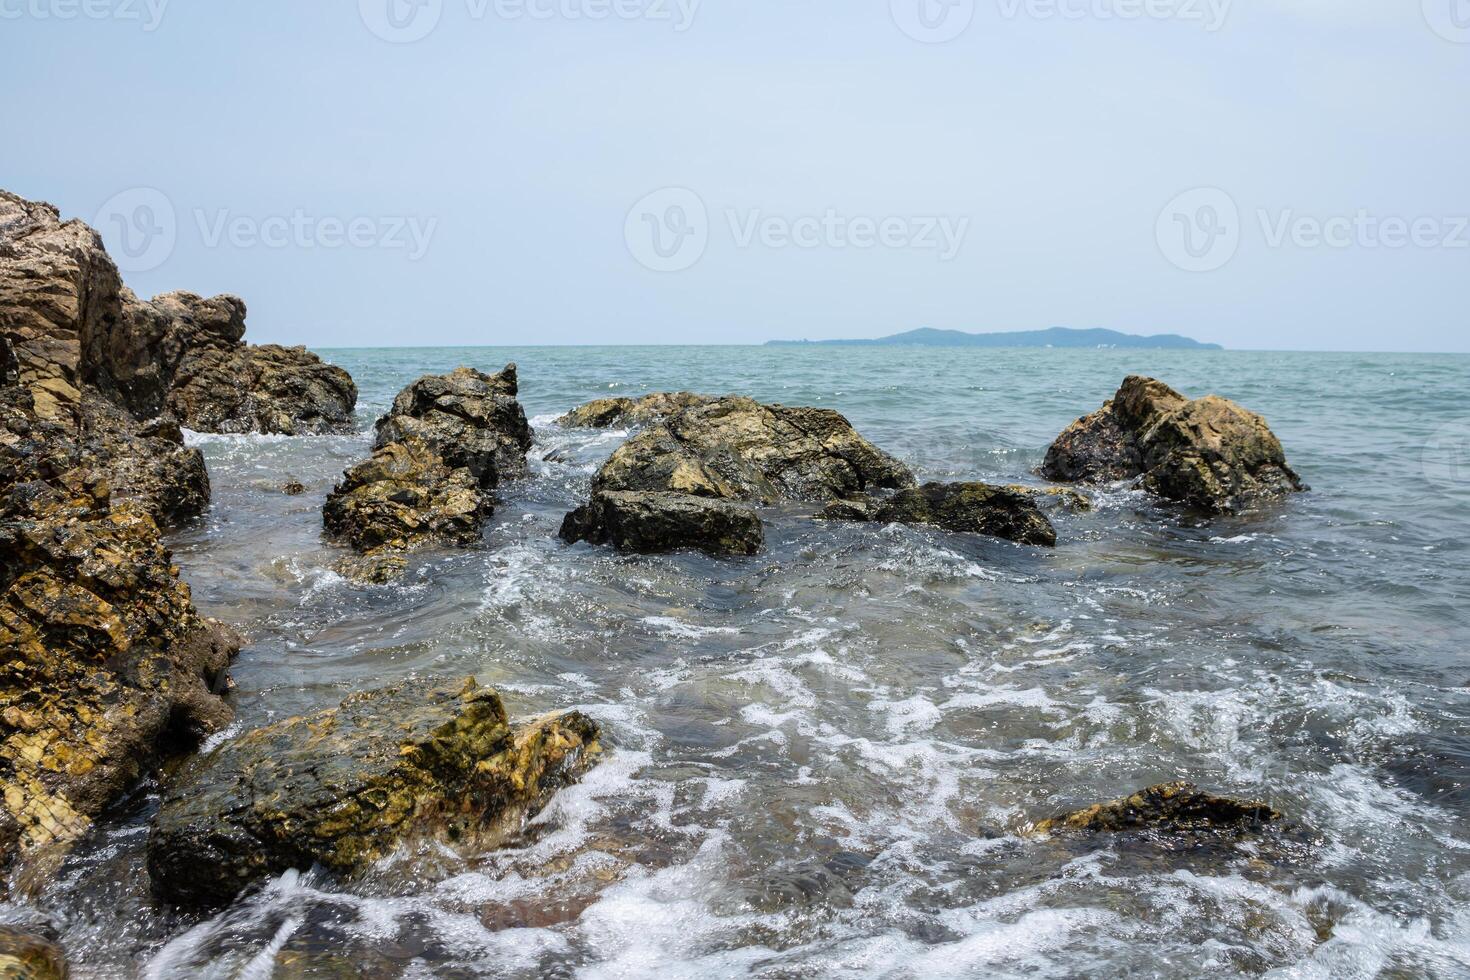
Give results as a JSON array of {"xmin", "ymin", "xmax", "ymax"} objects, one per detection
[{"xmin": 766, "ymin": 327, "xmax": 1222, "ymax": 350}]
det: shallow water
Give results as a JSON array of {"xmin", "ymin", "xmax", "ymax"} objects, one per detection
[{"xmin": 10, "ymin": 346, "xmax": 1470, "ymax": 978}]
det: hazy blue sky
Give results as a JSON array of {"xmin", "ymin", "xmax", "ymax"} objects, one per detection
[{"xmin": 3, "ymin": 0, "xmax": 1467, "ymax": 351}]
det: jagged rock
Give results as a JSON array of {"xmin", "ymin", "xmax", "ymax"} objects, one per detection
[
  {"xmin": 821, "ymin": 482, "xmax": 1057, "ymax": 547},
  {"xmin": 148, "ymin": 678, "xmax": 600, "ymax": 908},
  {"xmin": 0, "ymin": 466, "xmax": 237, "ymax": 870},
  {"xmin": 323, "ymin": 366, "xmax": 531, "ymax": 578},
  {"xmin": 557, "ymin": 391, "xmax": 716, "ymax": 429},
  {"xmin": 0, "ymin": 926, "xmax": 67, "ymax": 979},
  {"xmin": 281, "ymin": 479, "xmax": 306, "ymax": 496},
  {"xmin": 1041, "ymin": 376, "xmax": 1305, "ymax": 513},
  {"xmin": 1030, "ymin": 782, "xmax": 1281, "ymax": 835},
  {"xmin": 592, "ymin": 397, "xmax": 914, "ymax": 504},
  {"xmin": 0, "ymin": 192, "xmax": 354, "ymax": 436},
  {"xmin": 560, "ymin": 490, "xmax": 763, "ymax": 556}
]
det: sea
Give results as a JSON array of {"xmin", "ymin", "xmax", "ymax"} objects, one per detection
[{"xmin": 13, "ymin": 345, "xmax": 1470, "ymax": 978}]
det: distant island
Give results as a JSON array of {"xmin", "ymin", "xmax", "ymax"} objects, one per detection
[{"xmin": 766, "ymin": 327, "xmax": 1222, "ymax": 350}]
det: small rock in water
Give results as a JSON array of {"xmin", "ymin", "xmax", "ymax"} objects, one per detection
[
  {"xmin": 560, "ymin": 490, "xmax": 763, "ymax": 556},
  {"xmin": 822, "ymin": 482, "xmax": 1058, "ymax": 547},
  {"xmin": 1030, "ymin": 781, "xmax": 1282, "ymax": 836},
  {"xmin": 281, "ymin": 479, "xmax": 306, "ymax": 495}
]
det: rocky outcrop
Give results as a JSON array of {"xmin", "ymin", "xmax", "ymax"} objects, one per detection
[
  {"xmin": 1030, "ymin": 782, "xmax": 1281, "ymax": 835},
  {"xmin": 149, "ymin": 678, "xmax": 600, "ymax": 908},
  {"xmin": 0, "ymin": 926, "xmax": 68, "ymax": 979},
  {"xmin": 820, "ymin": 482, "xmax": 1057, "ymax": 546},
  {"xmin": 557, "ymin": 391, "xmax": 716, "ymax": 429},
  {"xmin": 323, "ymin": 366, "xmax": 531, "ymax": 576},
  {"xmin": 1041, "ymin": 376, "xmax": 1305, "ymax": 513},
  {"xmin": 561, "ymin": 396, "xmax": 909, "ymax": 556},
  {"xmin": 592, "ymin": 397, "xmax": 913, "ymax": 504},
  {"xmin": 560, "ymin": 490, "xmax": 763, "ymax": 556},
  {"xmin": 0, "ymin": 444, "xmax": 237, "ymax": 870},
  {"xmin": 0, "ymin": 191, "xmax": 355, "ymax": 437}
]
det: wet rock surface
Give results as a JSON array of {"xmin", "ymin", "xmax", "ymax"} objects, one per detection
[
  {"xmin": 148, "ymin": 678, "xmax": 601, "ymax": 909},
  {"xmin": 822, "ymin": 482, "xmax": 1058, "ymax": 547},
  {"xmin": 0, "ymin": 926, "xmax": 68, "ymax": 979},
  {"xmin": 1031, "ymin": 782, "xmax": 1282, "ymax": 836},
  {"xmin": 560, "ymin": 490, "xmax": 764, "ymax": 556},
  {"xmin": 323, "ymin": 365, "xmax": 531, "ymax": 576},
  {"xmin": 1042, "ymin": 375, "xmax": 1305, "ymax": 513},
  {"xmin": 557, "ymin": 391, "xmax": 716, "ymax": 429}
]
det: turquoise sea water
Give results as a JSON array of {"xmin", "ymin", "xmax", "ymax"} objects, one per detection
[{"xmin": 19, "ymin": 347, "xmax": 1470, "ymax": 977}]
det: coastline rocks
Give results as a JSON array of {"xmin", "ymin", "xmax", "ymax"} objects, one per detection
[
  {"xmin": 148, "ymin": 678, "xmax": 601, "ymax": 909},
  {"xmin": 558, "ymin": 391, "xmax": 715, "ymax": 429},
  {"xmin": 0, "ymin": 467, "xmax": 237, "ymax": 868},
  {"xmin": 560, "ymin": 490, "xmax": 763, "ymax": 556},
  {"xmin": 1042, "ymin": 376, "xmax": 1305, "ymax": 513},
  {"xmin": 822, "ymin": 482, "xmax": 1057, "ymax": 547},
  {"xmin": 1031, "ymin": 782, "xmax": 1282, "ymax": 836},
  {"xmin": 593, "ymin": 397, "xmax": 914, "ymax": 504},
  {"xmin": 0, "ymin": 191, "xmax": 355, "ymax": 436},
  {"xmin": 323, "ymin": 366, "xmax": 530, "ymax": 575}
]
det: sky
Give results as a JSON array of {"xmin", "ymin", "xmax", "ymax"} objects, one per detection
[{"xmin": 2, "ymin": 0, "xmax": 1467, "ymax": 351}]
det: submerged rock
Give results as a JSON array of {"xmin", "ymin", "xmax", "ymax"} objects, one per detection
[
  {"xmin": 560, "ymin": 490, "xmax": 763, "ymax": 556},
  {"xmin": 822, "ymin": 482, "xmax": 1057, "ymax": 547},
  {"xmin": 149, "ymin": 678, "xmax": 600, "ymax": 908},
  {"xmin": 1041, "ymin": 376, "xmax": 1305, "ymax": 513},
  {"xmin": 557, "ymin": 391, "xmax": 716, "ymax": 429},
  {"xmin": 1030, "ymin": 782, "xmax": 1282, "ymax": 836},
  {"xmin": 323, "ymin": 365, "xmax": 531, "ymax": 577},
  {"xmin": 0, "ymin": 926, "xmax": 68, "ymax": 980},
  {"xmin": 593, "ymin": 396, "xmax": 913, "ymax": 504}
]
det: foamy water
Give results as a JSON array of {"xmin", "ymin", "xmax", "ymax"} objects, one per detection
[{"xmin": 9, "ymin": 346, "xmax": 1469, "ymax": 978}]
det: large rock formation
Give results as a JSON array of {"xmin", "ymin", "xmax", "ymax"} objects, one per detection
[
  {"xmin": 1030, "ymin": 782, "xmax": 1281, "ymax": 836},
  {"xmin": 0, "ymin": 423, "xmax": 237, "ymax": 870},
  {"xmin": 557, "ymin": 391, "xmax": 716, "ymax": 429},
  {"xmin": 1041, "ymin": 376, "xmax": 1305, "ymax": 513},
  {"xmin": 821, "ymin": 482, "xmax": 1058, "ymax": 547},
  {"xmin": 0, "ymin": 191, "xmax": 356, "ymax": 438},
  {"xmin": 560, "ymin": 490, "xmax": 763, "ymax": 556},
  {"xmin": 561, "ymin": 396, "xmax": 912, "ymax": 556},
  {"xmin": 324, "ymin": 365, "xmax": 531, "ymax": 577},
  {"xmin": 149, "ymin": 678, "xmax": 600, "ymax": 908}
]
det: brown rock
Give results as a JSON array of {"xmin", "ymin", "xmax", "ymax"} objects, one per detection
[
  {"xmin": 1042, "ymin": 376, "xmax": 1305, "ymax": 513},
  {"xmin": 1031, "ymin": 782, "xmax": 1282, "ymax": 835},
  {"xmin": 560, "ymin": 490, "xmax": 764, "ymax": 556},
  {"xmin": 557, "ymin": 391, "xmax": 717, "ymax": 429},
  {"xmin": 822, "ymin": 482, "xmax": 1057, "ymax": 547}
]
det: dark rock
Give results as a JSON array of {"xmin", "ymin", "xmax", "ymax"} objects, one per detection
[
  {"xmin": 0, "ymin": 926, "xmax": 68, "ymax": 979},
  {"xmin": 282, "ymin": 479, "xmax": 306, "ymax": 496},
  {"xmin": 560, "ymin": 490, "xmax": 763, "ymax": 556},
  {"xmin": 1030, "ymin": 782, "xmax": 1282, "ymax": 835},
  {"xmin": 1042, "ymin": 376, "xmax": 1305, "ymax": 513},
  {"xmin": 558, "ymin": 391, "xmax": 716, "ymax": 429},
  {"xmin": 149, "ymin": 678, "xmax": 600, "ymax": 909},
  {"xmin": 822, "ymin": 482, "xmax": 1057, "ymax": 547},
  {"xmin": 323, "ymin": 366, "xmax": 531, "ymax": 578},
  {"xmin": 593, "ymin": 396, "xmax": 914, "ymax": 504},
  {"xmin": 1000, "ymin": 484, "xmax": 1092, "ymax": 513}
]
